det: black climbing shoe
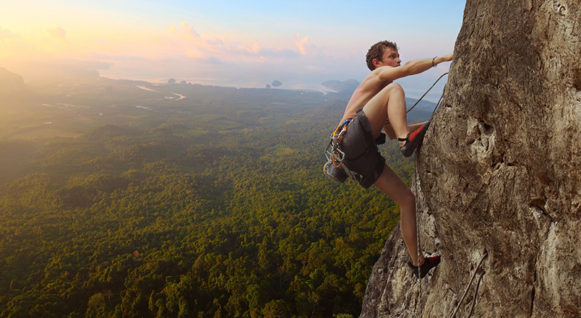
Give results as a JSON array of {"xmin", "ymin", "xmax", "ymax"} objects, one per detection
[
  {"xmin": 408, "ymin": 255, "xmax": 441, "ymax": 278},
  {"xmin": 399, "ymin": 121, "xmax": 430, "ymax": 157}
]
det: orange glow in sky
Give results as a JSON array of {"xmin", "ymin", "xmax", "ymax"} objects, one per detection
[{"xmin": 1, "ymin": 1, "xmax": 464, "ymax": 93}]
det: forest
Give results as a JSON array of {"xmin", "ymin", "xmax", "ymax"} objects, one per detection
[{"xmin": 0, "ymin": 73, "xmax": 431, "ymax": 317}]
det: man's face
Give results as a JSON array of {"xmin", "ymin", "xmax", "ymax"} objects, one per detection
[{"xmin": 376, "ymin": 47, "xmax": 401, "ymax": 67}]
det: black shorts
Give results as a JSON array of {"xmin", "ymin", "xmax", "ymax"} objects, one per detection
[{"xmin": 340, "ymin": 111, "xmax": 385, "ymax": 188}]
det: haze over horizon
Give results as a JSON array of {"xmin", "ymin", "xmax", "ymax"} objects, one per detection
[{"xmin": 1, "ymin": 0, "xmax": 465, "ymax": 100}]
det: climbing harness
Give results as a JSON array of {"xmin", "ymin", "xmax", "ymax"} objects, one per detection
[
  {"xmin": 327, "ymin": 119, "xmax": 351, "ymax": 168},
  {"xmin": 323, "ymin": 119, "xmax": 353, "ymax": 183}
]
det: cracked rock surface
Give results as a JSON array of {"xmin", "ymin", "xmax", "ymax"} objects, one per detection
[{"xmin": 360, "ymin": 0, "xmax": 581, "ymax": 317}]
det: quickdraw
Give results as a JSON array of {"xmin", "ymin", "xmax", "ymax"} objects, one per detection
[{"xmin": 325, "ymin": 119, "xmax": 351, "ymax": 168}]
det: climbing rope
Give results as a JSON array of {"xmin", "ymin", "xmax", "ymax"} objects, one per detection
[
  {"xmin": 448, "ymin": 251, "xmax": 489, "ymax": 318},
  {"xmin": 406, "ymin": 73, "xmax": 491, "ymax": 317},
  {"xmin": 414, "ymin": 152, "xmax": 422, "ymax": 312},
  {"xmin": 467, "ymin": 271, "xmax": 485, "ymax": 317},
  {"xmin": 407, "ymin": 73, "xmax": 489, "ymax": 317},
  {"xmin": 412, "ymin": 72, "xmax": 447, "ymax": 272},
  {"xmin": 406, "ymin": 72, "xmax": 448, "ymax": 114},
  {"xmin": 409, "ymin": 73, "xmax": 448, "ymax": 313}
]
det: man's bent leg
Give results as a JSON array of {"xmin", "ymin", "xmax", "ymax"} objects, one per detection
[
  {"xmin": 373, "ymin": 164, "xmax": 424, "ymax": 266},
  {"xmin": 362, "ymin": 83, "xmax": 410, "ymax": 140}
]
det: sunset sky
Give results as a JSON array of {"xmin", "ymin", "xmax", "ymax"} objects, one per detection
[{"xmin": 0, "ymin": 0, "xmax": 466, "ymax": 99}]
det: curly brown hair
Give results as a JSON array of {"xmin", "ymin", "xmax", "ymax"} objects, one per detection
[{"xmin": 366, "ymin": 41, "xmax": 398, "ymax": 71}]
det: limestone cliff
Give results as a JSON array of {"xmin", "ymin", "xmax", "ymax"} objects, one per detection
[{"xmin": 361, "ymin": 0, "xmax": 581, "ymax": 317}]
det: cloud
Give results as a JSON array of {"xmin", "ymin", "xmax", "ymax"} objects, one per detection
[
  {"xmin": 169, "ymin": 22, "xmax": 200, "ymax": 39},
  {"xmin": 163, "ymin": 22, "xmax": 306, "ymax": 64},
  {"xmin": 2, "ymin": 19, "xmax": 312, "ymax": 76},
  {"xmin": 166, "ymin": 22, "xmax": 225, "ymax": 61},
  {"xmin": 251, "ymin": 42, "xmax": 260, "ymax": 54},
  {"xmin": 295, "ymin": 33, "xmax": 309, "ymax": 56},
  {"xmin": 1, "ymin": 20, "xmax": 350, "ymax": 90},
  {"xmin": 47, "ymin": 26, "xmax": 67, "ymax": 42},
  {"xmin": 180, "ymin": 22, "xmax": 200, "ymax": 38}
]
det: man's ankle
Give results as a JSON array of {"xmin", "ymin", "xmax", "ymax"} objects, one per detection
[
  {"xmin": 397, "ymin": 135, "xmax": 407, "ymax": 146},
  {"xmin": 412, "ymin": 258, "xmax": 425, "ymax": 267}
]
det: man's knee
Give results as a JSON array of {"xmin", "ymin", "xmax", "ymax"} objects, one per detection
[
  {"xmin": 385, "ymin": 82, "xmax": 405, "ymax": 96},
  {"xmin": 375, "ymin": 82, "xmax": 405, "ymax": 104}
]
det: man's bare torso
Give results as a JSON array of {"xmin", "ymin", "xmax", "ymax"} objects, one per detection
[{"xmin": 340, "ymin": 71, "xmax": 392, "ymax": 123}]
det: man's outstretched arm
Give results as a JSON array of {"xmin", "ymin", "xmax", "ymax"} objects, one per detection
[{"xmin": 377, "ymin": 52, "xmax": 454, "ymax": 82}]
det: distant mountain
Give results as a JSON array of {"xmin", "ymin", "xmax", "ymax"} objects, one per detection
[
  {"xmin": 321, "ymin": 79, "xmax": 359, "ymax": 94},
  {"xmin": 404, "ymin": 97, "xmax": 438, "ymax": 123},
  {"xmin": 0, "ymin": 67, "xmax": 26, "ymax": 97}
]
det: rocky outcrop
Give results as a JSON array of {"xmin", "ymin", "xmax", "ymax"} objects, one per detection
[{"xmin": 361, "ymin": 0, "xmax": 581, "ymax": 317}]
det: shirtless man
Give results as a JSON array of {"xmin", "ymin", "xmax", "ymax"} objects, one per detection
[{"xmin": 338, "ymin": 41, "xmax": 453, "ymax": 277}]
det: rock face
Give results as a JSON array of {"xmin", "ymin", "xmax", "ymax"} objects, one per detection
[{"xmin": 361, "ymin": 0, "xmax": 581, "ymax": 317}]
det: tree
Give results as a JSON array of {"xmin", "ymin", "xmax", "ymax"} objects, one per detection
[{"xmin": 85, "ymin": 293, "xmax": 108, "ymax": 318}]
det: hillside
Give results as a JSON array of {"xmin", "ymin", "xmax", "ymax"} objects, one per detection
[{"xmin": 0, "ymin": 74, "xmax": 437, "ymax": 317}]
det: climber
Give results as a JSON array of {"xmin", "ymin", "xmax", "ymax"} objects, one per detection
[{"xmin": 337, "ymin": 41, "xmax": 453, "ymax": 277}]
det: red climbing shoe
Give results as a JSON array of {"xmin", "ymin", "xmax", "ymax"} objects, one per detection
[
  {"xmin": 399, "ymin": 121, "xmax": 430, "ymax": 157},
  {"xmin": 408, "ymin": 254, "xmax": 441, "ymax": 278}
]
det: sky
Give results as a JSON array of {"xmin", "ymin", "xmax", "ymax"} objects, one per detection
[{"xmin": 0, "ymin": 0, "xmax": 466, "ymax": 100}]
